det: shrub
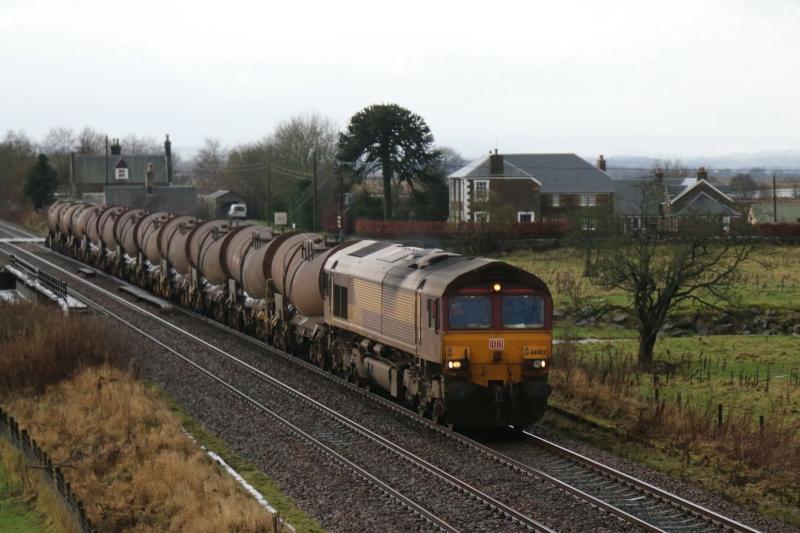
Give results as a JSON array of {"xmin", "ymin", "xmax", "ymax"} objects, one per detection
[
  {"xmin": 753, "ymin": 223, "xmax": 800, "ymax": 238},
  {"xmin": 0, "ymin": 302, "xmax": 126, "ymax": 396}
]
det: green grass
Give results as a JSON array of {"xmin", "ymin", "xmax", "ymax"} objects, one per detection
[
  {"xmin": 502, "ymin": 245, "xmax": 800, "ymax": 311},
  {"xmin": 154, "ymin": 386, "xmax": 327, "ymax": 533},
  {"xmin": 0, "ymin": 456, "xmax": 45, "ymax": 533},
  {"xmin": 575, "ymin": 334, "xmax": 800, "ymax": 424}
]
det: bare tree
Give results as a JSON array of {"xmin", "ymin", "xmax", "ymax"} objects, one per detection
[
  {"xmin": 589, "ymin": 181, "xmax": 755, "ymax": 369},
  {"xmin": 75, "ymin": 126, "xmax": 105, "ymax": 154},
  {"xmin": 121, "ymin": 133, "xmax": 161, "ymax": 155},
  {"xmin": 193, "ymin": 138, "xmax": 228, "ymax": 187},
  {"xmin": 40, "ymin": 127, "xmax": 75, "ymax": 190},
  {"xmin": 728, "ymin": 173, "xmax": 760, "ymax": 199}
]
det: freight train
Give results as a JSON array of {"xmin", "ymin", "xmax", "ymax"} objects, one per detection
[{"xmin": 47, "ymin": 201, "xmax": 553, "ymax": 428}]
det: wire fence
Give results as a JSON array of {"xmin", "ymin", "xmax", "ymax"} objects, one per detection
[{"xmin": 0, "ymin": 407, "xmax": 95, "ymax": 533}]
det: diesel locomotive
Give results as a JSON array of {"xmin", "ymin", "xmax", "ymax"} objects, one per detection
[{"xmin": 47, "ymin": 201, "xmax": 553, "ymax": 428}]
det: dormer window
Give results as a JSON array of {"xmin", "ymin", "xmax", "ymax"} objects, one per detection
[{"xmin": 114, "ymin": 158, "xmax": 129, "ymax": 181}]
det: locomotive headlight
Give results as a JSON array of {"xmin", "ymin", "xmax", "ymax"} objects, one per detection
[
  {"xmin": 492, "ymin": 282, "xmax": 502, "ymax": 292},
  {"xmin": 533, "ymin": 359, "xmax": 547, "ymax": 369},
  {"xmin": 447, "ymin": 360, "xmax": 462, "ymax": 370}
]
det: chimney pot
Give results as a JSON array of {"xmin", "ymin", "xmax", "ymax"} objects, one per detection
[
  {"xmin": 489, "ymin": 151, "xmax": 504, "ymax": 175},
  {"xmin": 697, "ymin": 166, "xmax": 708, "ymax": 180},
  {"xmin": 597, "ymin": 154, "xmax": 607, "ymax": 172}
]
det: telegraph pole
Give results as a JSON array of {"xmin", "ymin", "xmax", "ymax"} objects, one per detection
[
  {"xmin": 312, "ymin": 150, "xmax": 318, "ymax": 232},
  {"xmin": 338, "ymin": 165, "xmax": 344, "ymax": 242},
  {"xmin": 267, "ymin": 165, "xmax": 272, "ymax": 227},
  {"xmin": 773, "ymin": 172, "xmax": 778, "ymax": 223}
]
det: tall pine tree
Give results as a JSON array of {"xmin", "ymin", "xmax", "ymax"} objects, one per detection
[{"xmin": 24, "ymin": 154, "xmax": 58, "ymax": 209}]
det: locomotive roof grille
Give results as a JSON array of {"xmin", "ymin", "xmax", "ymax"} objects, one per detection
[{"xmin": 347, "ymin": 241, "xmax": 392, "ymax": 257}]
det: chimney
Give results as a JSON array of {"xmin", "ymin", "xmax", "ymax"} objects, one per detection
[
  {"xmin": 145, "ymin": 163, "xmax": 154, "ymax": 194},
  {"xmin": 489, "ymin": 149, "xmax": 504, "ymax": 175},
  {"xmin": 697, "ymin": 166, "xmax": 708, "ymax": 181},
  {"xmin": 654, "ymin": 167, "xmax": 664, "ymax": 183},
  {"xmin": 597, "ymin": 154, "xmax": 606, "ymax": 171},
  {"xmin": 110, "ymin": 138, "xmax": 122, "ymax": 155},
  {"xmin": 164, "ymin": 134, "xmax": 173, "ymax": 185}
]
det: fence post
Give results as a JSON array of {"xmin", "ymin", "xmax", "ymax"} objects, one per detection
[{"xmin": 717, "ymin": 404, "xmax": 723, "ymax": 427}]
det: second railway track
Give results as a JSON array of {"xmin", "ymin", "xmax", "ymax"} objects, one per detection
[{"xmin": 0, "ymin": 219, "xmax": 762, "ymax": 533}]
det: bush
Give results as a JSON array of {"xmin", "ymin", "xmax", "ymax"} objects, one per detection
[
  {"xmin": 753, "ymin": 223, "xmax": 800, "ymax": 238},
  {"xmin": 0, "ymin": 303, "xmax": 126, "ymax": 396}
]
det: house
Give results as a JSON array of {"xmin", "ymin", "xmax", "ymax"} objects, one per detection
[
  {"xmin": 448, "ymin": 151, "xmax": 614, "ymax": 225},
  {"xmin": 70, "ymin": 135, "xmax": 197, "ymax": 214},
  {"xmin": 613, "ymin": 167, "xmax": 742, "ymax": 231},
  {"xmin": 70, "ymin": 136, "xmax": 172, "ymax": 196}
]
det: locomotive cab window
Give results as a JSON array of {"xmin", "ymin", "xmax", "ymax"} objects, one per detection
[
  {"xmin": 448, "ymin": 295, "xmax": 491, "ymax": 329},
  {"xmin": 333, "ymin": 284, "xmax": 348, "ymax": 319},
  {"xmin": 502, "ymin": 295, "xmax": 544, "ymax": 329}
]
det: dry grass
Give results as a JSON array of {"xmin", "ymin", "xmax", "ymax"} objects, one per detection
[
  {"xmin": 0, "ymin": 304, "xmax": 276, "ymax": 531},
  {"xmin": 0, "ymin": 207, "xmax": 47, "ymax": 235},
  {"xmin": 0, "ymin": 303, "xmax": 126, "ymax": 396},
  {"xmin": 6, "ymin": 367, "xmax": 275, "ymax": 532}
]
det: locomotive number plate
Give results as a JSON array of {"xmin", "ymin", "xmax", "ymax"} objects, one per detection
[{"xmin": 488, "ymin": 338, "xmax": 505, "ymax": 350}]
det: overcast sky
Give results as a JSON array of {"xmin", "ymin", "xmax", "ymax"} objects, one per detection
[{"xmin": 1, "ymin": 0, "xmax": 798, "ymax": 159}]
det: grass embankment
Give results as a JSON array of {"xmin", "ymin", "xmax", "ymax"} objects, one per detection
[
  {"xmin": 500, "ymin": 247, "xmax": 800, "ymax": 524},
  {"xmin": 0, "ymin": 303, "xmax": 300, "ymax": 532}
]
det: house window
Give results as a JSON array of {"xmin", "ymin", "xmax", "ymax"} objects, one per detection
[
  {"xmin": 581, "ymin": 218, "xmax": 596, "ymax": 231},
  {"xmin": 473, "ymin": 211, "xmax": 489, "ymax": 223},
  {"xmin": 474, "ymin": 180, "xmax": 489, "ymax": 202},
  {"xmin": 332, "ymin": 284, "xmax": 348, "ymax": 319},
  {"xmin": 517, "ymin": 212, "xmax": 535, "ymax": 223},
  {"xmin": 552, "ymin": 194, "xmax": 560, "ymax": 207},
  {"xmin": 580, "ymin": 193, "xmax": 596, "ymax": 207},
  {"xmin": 115, "ymin": 168, "xmax": 129, "ymax": 180},
  {"xmin": 630, "ymin": 216, "xmax": 642, "ymax": 231}
]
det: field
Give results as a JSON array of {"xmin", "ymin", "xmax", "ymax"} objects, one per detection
[
  {"xmin": 499, "ymin": 246, "xmax": 800, "ymax": 524},
  {"xmin": 503, "ymin": 245, "xmax": 800, "ymax": 312}
]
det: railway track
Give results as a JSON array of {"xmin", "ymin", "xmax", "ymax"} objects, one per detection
[
  {"xmin": 0, "ymin": 219, "xmax": 762, "ymax": 532},
  {"xmin": 0, "ymin": 234, "xmax": 553, "ymax": 533}
]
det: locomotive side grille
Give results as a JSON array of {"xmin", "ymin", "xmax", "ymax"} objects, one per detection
[
  {"xmin": 351, "ymin": 278, "xmax": 382, "ymax": 332},
  {"xmin": 381, "ymin": 285, "xmax": 416, "ymax": 346}
]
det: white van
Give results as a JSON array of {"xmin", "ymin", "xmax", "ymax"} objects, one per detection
[{"xmin": 228, "ymin": 203, "xmax": 247, "ymax": 219}]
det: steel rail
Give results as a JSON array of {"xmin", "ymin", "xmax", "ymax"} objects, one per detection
[
  {"xmin": 521, "ymin": 431, "xmax": 760, "ymax": 533},
  {"xmin": 1, "ymin": 219, "xmax": 761, "ymax": 532},
  {"xmin": 0, "ymin": 241, "xmax": 552, "ymax": 533}
]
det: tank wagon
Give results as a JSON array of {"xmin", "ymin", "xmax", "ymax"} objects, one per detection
[{"xmin": 47, "ymin": 202, "xmax": 553, "ymax": 427}]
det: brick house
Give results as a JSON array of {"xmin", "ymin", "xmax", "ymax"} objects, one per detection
[{"xmin": 448, "ymin": 151, "xmax": 614, "ymax": 226}]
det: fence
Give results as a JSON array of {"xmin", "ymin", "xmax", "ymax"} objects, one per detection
[
  {"xmin": 0, "ymin": 407, "xmax": 95, "ymax": 533},
  {"xmin": 9, "ymin": 254, "xmax": 68, "ymax": 299}
]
